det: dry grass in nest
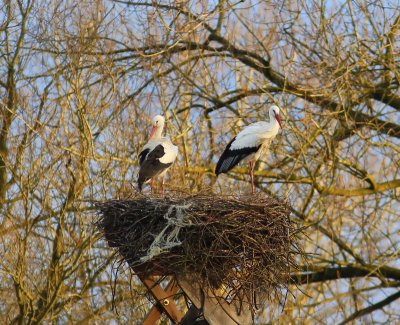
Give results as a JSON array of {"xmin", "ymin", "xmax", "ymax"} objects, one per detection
[{"xmin": 95, "ymin": 192, "xmax": 301, "ymax": 309}]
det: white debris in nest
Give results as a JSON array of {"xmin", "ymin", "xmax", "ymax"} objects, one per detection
[{"xmin": 140, "ymin": 202, "xmax": 192, "ymax": 262}]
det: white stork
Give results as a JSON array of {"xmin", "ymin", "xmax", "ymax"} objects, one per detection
[
  {"xmin": 215, "ymin": 105, "xmax": 283, "ymax": 193},
  {"xmin": 138, "ymin": 115, "xmax": 178, "ymax": 192}
]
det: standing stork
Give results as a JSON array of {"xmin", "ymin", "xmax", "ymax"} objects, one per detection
[
  {"xmin": 138, "ymin": 115, "xmax": 178, "ymax": 192},
  {"xmin": 215, "ymin": 105, "xmax": 283, "ymax": 193}
]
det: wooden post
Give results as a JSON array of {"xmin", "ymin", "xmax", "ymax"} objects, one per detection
[
  {"xmin": 136, "ymin": 273, "xmax": 251, "ymax": 325},
  {"xmin": 142, "ymin": 278, "xmax": 180, "ymax": 324},
  {"xmin": 177, "ymin": 278, "xmax": 252, "ymax": 325},
  {"xmin": 138, "ymin": 275, "xmax": 183, "ymax": 324}
]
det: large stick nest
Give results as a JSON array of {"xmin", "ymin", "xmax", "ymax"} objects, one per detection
[{"xmin": 96, "ymin": 193, "xmax": 301, "ymax": 307}]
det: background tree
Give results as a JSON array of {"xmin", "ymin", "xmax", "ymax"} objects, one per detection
[{"xmin": 0, "ymin": 0, "xmax": 399, "ymax": 323}]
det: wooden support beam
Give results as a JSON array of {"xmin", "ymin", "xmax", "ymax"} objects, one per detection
[
  {"xmin": 177, "ymin": 278, "xmax": 252, "ymax": 325},
  {"xmin": 142, "ymin": 279, "xmax": 180, "ymax": 325},
  {"xmin": 138, "ymin": 275, "xmax": 183, "ymax": 324},
  {"xmin": 137, "ymin": 273, "xmax": 251, "ymax": 325}
]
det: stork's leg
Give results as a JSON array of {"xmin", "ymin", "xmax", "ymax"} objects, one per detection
[
  {"xmin": 150, "ymin": 178, "xmax": 154, "ymax": 193},
  {"xmin": 162, "ymin": 175, "xmax": 166, "ymax": 194},
  {"xmin": 249, "ymin": 160, "xmax": 255, "ymax": 194}
]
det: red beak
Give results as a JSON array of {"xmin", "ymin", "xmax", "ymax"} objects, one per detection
[
  {"xmin": 148, "ymin": 126, "xmax": 157, "ymax": 139},
  {"xmin": 275, "ymin": 112, "xmax": 283, "ymax": 129}
]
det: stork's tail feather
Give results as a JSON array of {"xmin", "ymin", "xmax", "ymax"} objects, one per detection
[
  {"xmin": 215, "ymin": 152, "xmax": 248, "ymax": 175},
  {"xmin": 215, "ymin": 144, "xmax": 261, "ymax": 175},
  {"xmin": 137, "ymin": 175, "xmax": 147, "ymax": 192},
  {"xmin": 138, "ymin": 180, "xmax": 143, "ymax": 192}
]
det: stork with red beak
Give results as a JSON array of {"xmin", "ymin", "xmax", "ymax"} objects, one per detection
[
  {"xmin": 138, "ymin": 115, "xmax": 178, "ymax": 192},
  {"xmin": 215, "ymin": 105, "xmax": 283, "ymax": 193}
]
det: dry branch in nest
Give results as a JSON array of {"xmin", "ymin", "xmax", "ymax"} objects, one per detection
[{"xmin": 96, "ymin": 193, "xmax": 301, "ymax": 311}]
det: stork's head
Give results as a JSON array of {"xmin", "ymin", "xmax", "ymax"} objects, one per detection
[
  {"xmin": 270, "ymin": 105, "xmax": 283, "ymax": 129},
  {"xmin": 149, "ymin": 115, "xmax": 165, "ymax": 139}
]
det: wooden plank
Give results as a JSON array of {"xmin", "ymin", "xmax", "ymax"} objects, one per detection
[
  {"xmin": 177, "ymin": 278, "xmax": 252, "ymax": 325},
  {"xmin": 142, "ymin": 279, "xmax": 179, "ymax": 325},
  {"xmin": 138, "ymin": 275, "xmax": 183, "ymax": 324}
]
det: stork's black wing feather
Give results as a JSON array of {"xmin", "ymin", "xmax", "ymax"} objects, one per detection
[
  {"xmin": 138, "ymin": 148, "xmax": 150, "ymax": 166},
  {"xmin": 215, "ymin": 137, "xmax": 261, "ymax": 175},
  {"xmin": 138, "ymin": 144, "xmax": 172, "ymax": 190}
]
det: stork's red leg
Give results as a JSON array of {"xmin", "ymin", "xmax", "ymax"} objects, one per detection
[
  {"xmin": 249, "ymin": 161, "xmax": 255, "ymax": 194},
  {"xmin": 150, "ymin": 178, "xmax": 154, "ymax": 193},
  {"xmin": 162, "ymin": 176, "xmax": 166, "ymax": 194}
]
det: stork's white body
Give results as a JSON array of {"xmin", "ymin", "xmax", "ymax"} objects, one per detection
[
  {"xmin": 141, "ymin": 138, "xmax": 178, "ymax": 165},
  {"xmin": 230, "ymin": 120, "xmax": 280, "ymax": 158},
  {"xmin": 138, "ymin": 116, "xmax": 178, "ymax": 192},
  {"xmin": 215, "ymin": 106, "xmax": 282, "ymax": 193}
]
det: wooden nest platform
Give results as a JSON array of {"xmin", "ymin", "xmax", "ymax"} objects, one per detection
[{"xmin": 96, "ymin": 193, "xmax": 300, "ymax": 312}]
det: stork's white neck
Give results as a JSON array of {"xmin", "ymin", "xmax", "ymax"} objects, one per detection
[
  {"xmin": 269, "ymin": 109, "xmax": 276, "ymax": 123},
  {"xmin": 266, "ymin": 119, "xmax": 280, "ymax": 138},
  {"xmin": 152, "ymin": 123, "xmax": 164, "ymax": 139}
]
